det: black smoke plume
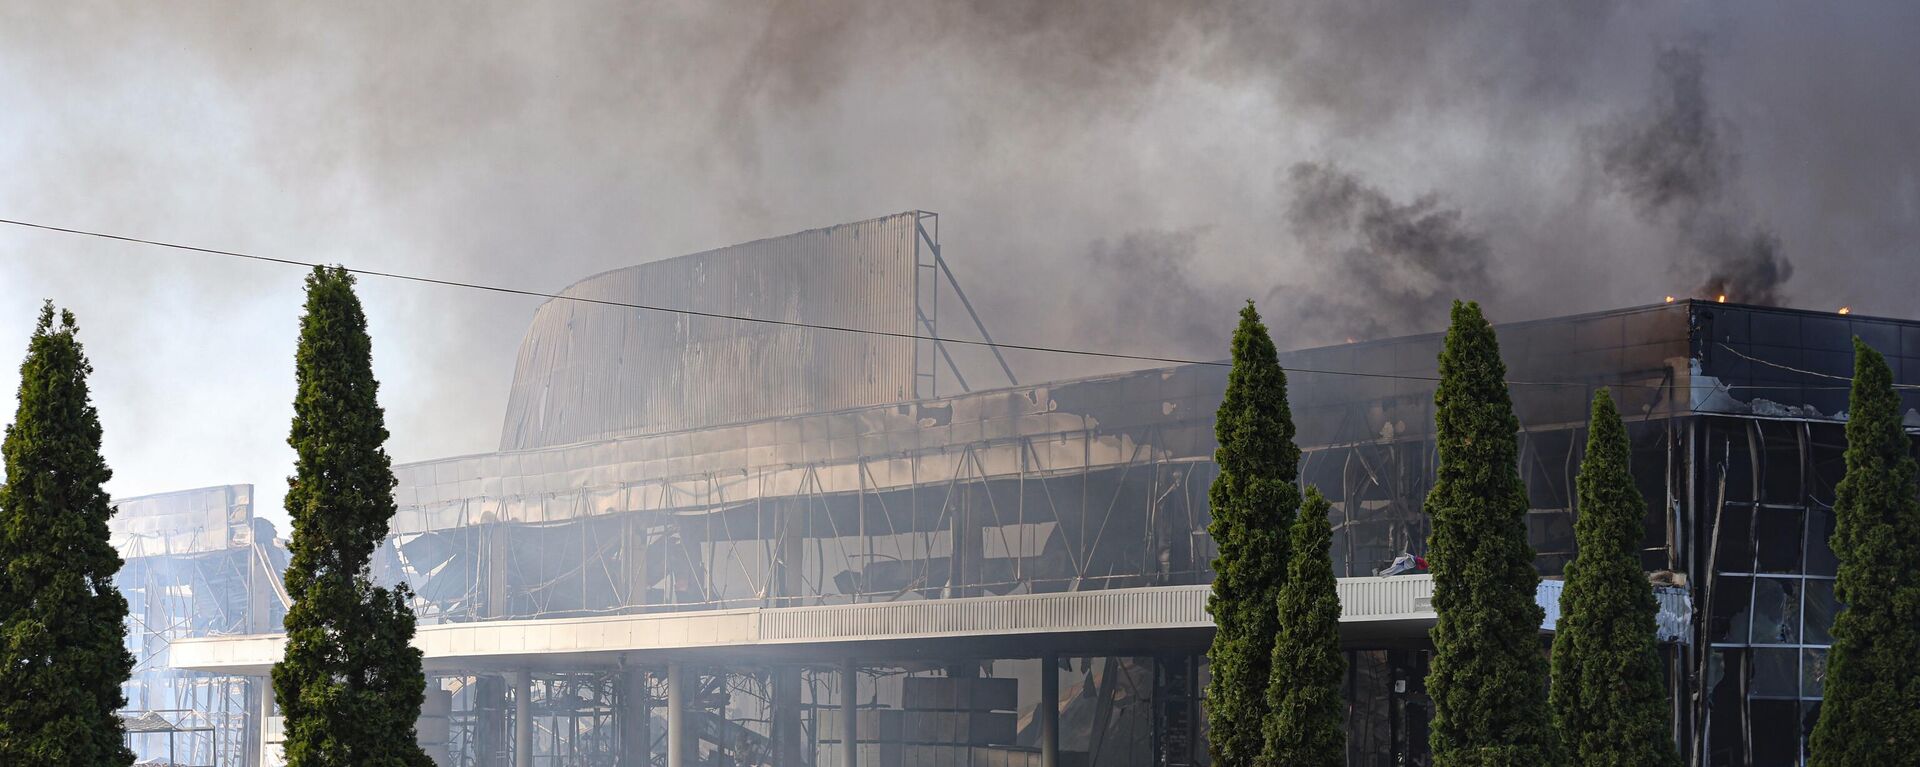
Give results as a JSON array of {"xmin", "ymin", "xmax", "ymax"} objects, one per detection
[
  {"xmin": 1282, "ymin": 163, "xmax": 1498, "ymax": 342},
  {"xmin": 1599, "ymin": 46, "xmax": 1794, "ymax": 305}
]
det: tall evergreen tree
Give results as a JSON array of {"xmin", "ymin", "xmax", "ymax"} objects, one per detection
[
  {"xmin": 0, "ymin": 304, "xmax": 134, "ymax": 765},
  {"xmin": 1809, "ymin": 338, "xmax": 1920, "ymax": 765},
  {"xmin": 271, "ymin": 267, "xmax": 433, "ymax": 767},
  {"xmin": 1549, "ymin": 389, "xmax": 1679, "ymax": 767},
  {"xmin": 1425, "ymin": 301, "xmax": 1556, "ymax": 767},
  {"xmin": 1205, "ymin": 301, "xmax": 1301, "ymax": 767},
  {"xmin": 1258, "ymin": 487, "xmax": 1344, "ymax": 767}
]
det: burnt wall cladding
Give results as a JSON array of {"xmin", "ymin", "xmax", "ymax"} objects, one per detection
[
  {"xmin": 1282, "ymin": 303, "xmax": 1692, "ymax": 448},
  {"xmin": 498, "ymin": 213, "xmax": 921, "ymax": 451},
  {"xmin": 1694, "ymin": 303, "xmax": 1920, "ymax": 417},
  {"xmin": 1044, "ymin": 363, "xmax": 1224, "ymax": 435}
]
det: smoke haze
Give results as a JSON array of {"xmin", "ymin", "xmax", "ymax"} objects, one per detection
[{"xmin": 1, "ymin": 1, "xmax": 1917, "ymax": 530}]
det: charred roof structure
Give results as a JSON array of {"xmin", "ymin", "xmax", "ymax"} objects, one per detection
[{"xmin": 162, "ymin": 213, "xmax": 1911, "ymax": 767}]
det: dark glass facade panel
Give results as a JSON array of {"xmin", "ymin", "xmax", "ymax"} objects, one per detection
[
  {"xmin": 1754, "ymin": 507, "xmax": 1805, "ymax": 573},
  {"xmin": 1761, "ymin": 429, "xmax": 1806, "ymax": 505},
  {"xmin": 1749, "ymin": 699, "xmax": 1800, "ymax": 767},
  {"xmin": 1714, "ymin": 507, "xmax": 1755, "ymax": 574},
  {"xmin": 1702, "ymin": 305, "xmax": 1920, "ymax": 420},
  {"xmin": 1803, "ymin": 580, "xmax": 1837, "ymax": 645},
  {"xmin": 1750, "ymin": 648, "xmax": 1799, "ymax": 698},
  {"xmin": 1751, "ymin": 578, "xmax": 1802, "ymax": 645},
  {"xmin": 1805, "ymin": 504, "xmax": 1839, "ymax": 575},
  {"xmin": 1522, "ymin": 430, "xmax": 1575, "ymax": 510},
  {"xmin": 1807, "ymin": 425, "xmax": 1847, "ymax": 506}
]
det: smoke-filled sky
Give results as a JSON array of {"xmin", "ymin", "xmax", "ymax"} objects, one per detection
[{"xmin": 2, "ymin": 2, "xmax": 1917, "ymax": 532}]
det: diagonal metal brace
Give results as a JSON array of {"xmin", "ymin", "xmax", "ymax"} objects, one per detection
[
  {"xmin": 918, "ymin": 308, "xmax": 971, "ymax": 393},
  {"xmin": 917, "ymin": 220, "xmax": 1019, "ymax": 387}
]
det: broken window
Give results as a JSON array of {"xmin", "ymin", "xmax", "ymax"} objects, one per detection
[
  {"xmin": 1751, "ymin": 578, "xmax": 1802, "ymax": 645},
  {"xmin": 1710, "ymin": 576, "xmax": 1753, "ymax": 644}
]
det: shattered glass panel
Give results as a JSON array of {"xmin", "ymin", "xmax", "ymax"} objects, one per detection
[
  {"xmin": 1801, "ymin": 648, "xmax": 1828, "ymax": 698},
  {"xmin": 1751, "ymin": 578, "xmax": 1801, "ymax": 645}
]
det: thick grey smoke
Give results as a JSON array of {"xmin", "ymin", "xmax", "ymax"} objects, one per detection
[
  {"xmin": 1, "ymin": 2, "xmax": 1917, "ymax": 527},
  {"xmin": 1598, "ymin": 46, "xmax": 1795, "ymax": 304},
  {"xmin": 1282, "ymin": 163, "xmax": 1497, "ymax": 342}
]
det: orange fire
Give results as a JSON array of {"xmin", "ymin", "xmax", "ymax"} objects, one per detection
[
  {"xmin": 1838, "ymin": 306, "xmax": 1852, "ymax": 315},
  {"xmin": 1716, "ymin": 294, "xmax": 1728, "ymax": 303},
  {"xmin": 1664, "ymin": 296, "xmax": 1676, "ymax": 304}
]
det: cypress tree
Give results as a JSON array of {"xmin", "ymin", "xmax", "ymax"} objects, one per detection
[
  {"xmin": 1258, "ymin": 487, "xmax": 1344, "ymax": 767},
  {"xmin": 271, "ymin": 267, "xmax": 433, "ymax": 767},
  {"xmin": 1549, "ymin": 389, "xmax": 1679, "ymax": 767},
  {"xmin": 1205, "ymin": 301, "xmax": 1301, "ymax": 767},
  {"xmin": 0, "ymin": 304, "xmax": 134, "ymax": 765},
  {"xmin": 1424, "ymin": 300, "xmax": 1556, "ymax": 767},
  {"xmin": 1808, "ymin": 338, "xmax": 1920, "ymax": 765}
]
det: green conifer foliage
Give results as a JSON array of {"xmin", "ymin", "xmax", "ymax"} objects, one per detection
[
  {"xmin": 1425, "ymin": 301, "xmax": 1556, "ymax": 767},
  {"xmin": 1549, "ymin": 389, "xmax": 1679, "ymax": 767},
  {"xmin": 0, "ymin": 304, "xmax": 134, "ymax": 765},
  {"xmin": 271, "ymin": 267, "xmax": 433, "ymax": 767},
  {"xmin": 1808, "ymin": 339, "xmax": 1920, "ymax": 765},
  {"xmin": 1205, "ymin": 302, "xmax": 1302, "ymax": 766},
  {"xmin": 1257, "ymin": 487, "xmax": 1345, "ymax": 767}
]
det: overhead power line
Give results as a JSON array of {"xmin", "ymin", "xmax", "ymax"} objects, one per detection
[
  {"xmin": 0, "ymin": 216, "xmax": 1860, "ymax": 392},
  {"xmin": 0, "ymin": 216, "xmax": 1220, "ymax": 368}
]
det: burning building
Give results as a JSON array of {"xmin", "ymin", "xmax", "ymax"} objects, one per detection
[{"xmin": 157, "ymin": 212, "xmax": 1910, "ymax": 767}]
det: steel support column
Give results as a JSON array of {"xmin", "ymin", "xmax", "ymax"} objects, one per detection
[
  {"xmin": 842, "ymin": 659, "xmax": 859, "ymax": 767},
  {"xmin": 773, "ymin": 665, "xmax": 803, "ymax": 767},
  {"xmin": 620, "ymin": 669, "xmax": 650, "ymax": 767},
  {"xmin": 1041, "ymin": 654, "xmax": 1060, "ymax": 767},
  {"xmin": 242, "ymin": 677, "xmax": 263, "ymax": 767},
  {"xmin": 256, "ymin": 677, "xmax": 275, "ymax": 767},
  {"xmin": 513, "ymin": 671, "xmax": 532, "ymax": 767},
  {"xmin": 666, "ymin": 664, "xmax": 688, "ymax": 767}
]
